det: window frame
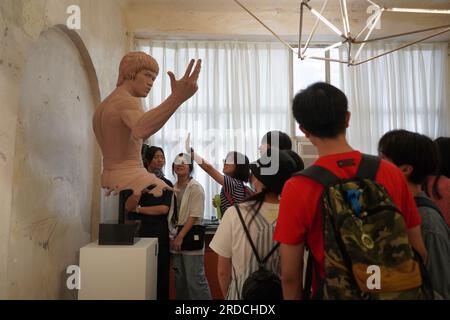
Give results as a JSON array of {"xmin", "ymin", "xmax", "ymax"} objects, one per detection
[{"xmin": 290, "ymin": 45, "xmax": 334, "ymax": 139}]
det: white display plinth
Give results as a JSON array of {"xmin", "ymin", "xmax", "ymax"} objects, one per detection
[{"xmin": 78, "ymin": 238, "xmax": 158, "ymax": 300}]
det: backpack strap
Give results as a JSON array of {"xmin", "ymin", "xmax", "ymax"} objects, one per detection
[
  {"xmin": 304, "ymin": 246, "xmax": 324, "ymax": 300},
  {"xmin": 356, "ymin": 154, "xmax": 381, "ymax": 180},
  {"xmin": 234, "ymin": 204, "xmax": 279, "ymax": 267},
  {"xmin": 414, "ymin": 196, "xmax": 446, "ymax": 222},
  {"xmin": 304, "ymin": 248, "xmax": 314, "ymax": 300},
  {"xmin": 169, "ymin": 193, "xmax": 179, "ymax": 228},
  {"xmin": 225, "ymin": 186, "xmax": 253, "ymax": 206},
  {"xmin": 232, "ymin": 266, "xmax": 241, "ymax": 300},
  {"xmin": 261, "ymin": 242, "xmax": 280, "ymax": 265},
  {"xmin": 224, "ymin": 190, "xmax": 234, "ymax": 206},
  {"xmin": 293, "ymin": 165, "xmax": 340, "ymax": 187},
  {"xmin": 294, "ymin": 154, "xmax": 382, "ymax": 184}
]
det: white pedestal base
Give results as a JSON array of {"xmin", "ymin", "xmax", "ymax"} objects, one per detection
[{"xmin": 78, "ymin": 238, "xmax": 158, "ymax": 300}]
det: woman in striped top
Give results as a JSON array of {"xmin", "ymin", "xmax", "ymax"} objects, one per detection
[{"xmin": 189, "ymin": 148, "xmax": 251, "ymax": 217}]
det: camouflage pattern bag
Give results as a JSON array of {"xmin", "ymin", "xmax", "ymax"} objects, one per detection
[{"xmin": 297, "ymin": 154, "xmax": 432, "ymax": 300}]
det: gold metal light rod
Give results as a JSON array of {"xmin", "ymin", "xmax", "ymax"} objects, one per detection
[
  {"xmin": 353, "ymin": 24, "xmax": 450, "ymax": 44},
  {"xmin": 233, "ymin": 0, "xmax": 297, "ymax": 54},
  {"xmin": 340, "ymin": 0, "xmax": 351, "ymax": 36},
  {"xmin": 305, "ymin": 55, "xmax": 347, "ymax": 64},
  {"xmin": 235, "ymin": 0, "xmax": 450, "ymax": 66},
  {"xmin": 352, "ymin": 27, "xmax": 450, "ymax": 66},
  {"xmin": 386, "ymin": 8, "xmax": 450, "ymax": 15},
  {"xmin": 347, "ymin": 41, "xmax": 352, "ymax": 66},
  {"xmin": 302, "ymin": 0, "xmax": 329, "ymax": 56},
  {"xmin": 353, "ymin": 9, "xmax": 384, "ymax": 62},
  {"xmin": 298, "ymin": 2, "xmax": 304, "ymax": 58},
  {"xmin": 324, "ymin": 40, "xmax": 346, "ymax": 53},
  {"xmin": 354, "ymin": 5, "xmax": 383, "ymax": 41},
  {"xmin": 303, "ymin": 40, "xmax": 346, "ymax": 58},
  {"xmin": 303, "ymin": 2, "xmax": 346, "ymax": 38},
  {"xmin": 366, "ymin": 0, "xmax": 380, "ymax": 7}
]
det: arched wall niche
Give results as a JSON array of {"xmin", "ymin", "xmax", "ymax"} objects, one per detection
[{"xmin": 8, "ymin": 25, "xmax": 101, "ymax": 299}]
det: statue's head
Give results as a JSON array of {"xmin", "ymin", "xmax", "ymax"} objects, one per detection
[{"xmin": 116, "ymin": 52, "xmax": 159, "ymax": 88}]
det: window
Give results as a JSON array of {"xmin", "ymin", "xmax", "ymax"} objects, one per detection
[
  {"xmin": 338, "ymin": 43, "xmax": 449, "ymax": 153},
  {"xmin": 291, "ymin": 43, "xmax": 449, "ymax": 155},
  {"xmin": 136, "ymin": 40, "xmax": 449, "ymax": 218},
  {"xmin": 292, "ymin": 48, "xmax": 341, "ymax": 137},
  {"xmin": 137, "ymin": 40, "xmax": 290, "ymax": 219},
  {"xmin": 292, "ymin": 47, "xmax": 341, "ymax": 163}
]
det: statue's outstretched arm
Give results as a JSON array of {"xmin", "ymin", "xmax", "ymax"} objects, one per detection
[{"xmin": 120, "ymin": 59, "xmax": 202, "ymax": 140}]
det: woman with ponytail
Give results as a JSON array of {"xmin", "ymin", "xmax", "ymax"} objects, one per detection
[{"xmin": 209, "ymin": 149, "xmax": 304, "ymax": 299}]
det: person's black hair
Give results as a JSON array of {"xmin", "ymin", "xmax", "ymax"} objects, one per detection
[
  {"xmin": 261, "ymin": 131, "xmax": 292, "ymax": 150},
  {"xmin": 143, "ymin": 146, "xmax": 165, "ymax": 169},
  {"xmin": 172, "ymin": 153, "xmax": 194, "ymax": 176},
  {"xmin": 244, "ymin": 149, "xmax": 304, "ymax": 226},
  {"xmin": 425, "ymin": 137, "xmax": 450, "ymax": 199},
  {"xmin": 378, "ymin": 129, "xmax": 439, "ymax": 185},
  {"xmin": 435, "ymin": 137, "xmax": 450, "ymax": 178},
  {"xmin": 289, "ymin": 150, "xmax": 305, "ymax": 174},
  {"xmin": 292, "ymin": 82, "xmax": 348, "ymax": 138},
  {"xmin": 226, "ymin": 151, "xmax": 250, "ymax": 182},
  {"xmin": 141, "ymin": 144, "xmax": 150, "ymax": 168}
]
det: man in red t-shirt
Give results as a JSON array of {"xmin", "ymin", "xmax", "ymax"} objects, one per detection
[{"xmin": 273, "ymin": 82, "xmax": 427, "ymax": 300}]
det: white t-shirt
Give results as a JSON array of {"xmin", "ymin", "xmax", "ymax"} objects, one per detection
[
  {"xmin": 174, "ymin": 178, "xmax": 204, "ymax": 226},
  {"xmin": 170, "ymin": 178, "xmax": 205, "ymax": 256},
  {"xmin": 209, "ymin": 201, "xmax": 280, "ymax": 299}
]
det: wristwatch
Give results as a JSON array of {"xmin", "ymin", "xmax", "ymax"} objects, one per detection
[{"xmin": 136, "ymin": 205, "xmax": 142, "ymax": 214}]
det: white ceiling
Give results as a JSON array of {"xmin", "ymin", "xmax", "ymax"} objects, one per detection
[
  {"xmin": 127, "ymin": 0, "xmax": 450, "ymax": 7},
  {"xmin": 125, "ymin": 0, "xmax": 450, "ymax": 41}
]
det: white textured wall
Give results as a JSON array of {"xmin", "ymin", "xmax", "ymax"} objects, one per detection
[{"xmin": 0, "ymin": 0, "xmax": 128, "ymax": 299}]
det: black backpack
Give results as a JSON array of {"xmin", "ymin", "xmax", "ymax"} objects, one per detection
[{"xmin": 234, "ymin": 204, "xmax": 283, "ymax": 300}]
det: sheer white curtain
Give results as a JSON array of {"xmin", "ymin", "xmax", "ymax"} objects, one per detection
[
  {"xmin": 136, "ymin": 39, "xmax": 291, "ymax": 218},
  {"xmin": 337, "ymin": 43, "xmax": 450, "ymax": 154}
]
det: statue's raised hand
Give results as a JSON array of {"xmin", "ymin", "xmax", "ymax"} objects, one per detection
[{"xmin": 167, "ymin": 59, "xmax": 202, "ymax": 103}]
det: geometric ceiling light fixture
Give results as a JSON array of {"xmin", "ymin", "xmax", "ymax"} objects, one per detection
[{"xmin": 234, "ymin": 0, "xmax": 450, "ymax": 66}]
